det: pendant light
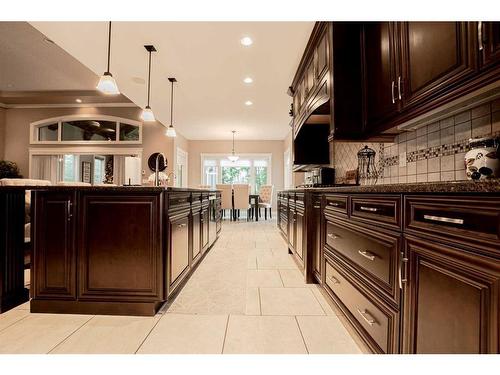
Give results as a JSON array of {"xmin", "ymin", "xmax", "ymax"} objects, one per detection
[
  {"xmin": 141, "ymin": 45, "xmax": 157, "ymax": 122},
  {"xmin": 228, "ymin": 130, "xmax": 239, "ymax": 162},
  {"xmin": 96, "ymin": 21, "xmax": 120, "ymax": 95},
  {"xmin": 166, "ymin": 77, "xmax": 177, "ymax": 137}
]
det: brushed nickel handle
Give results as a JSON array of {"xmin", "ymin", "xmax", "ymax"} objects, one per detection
[
  {"xmin": 360, "ymin": 206, "xmax": 378, "ymax": 212},
  {"xmin": 423, "ymin": 214, "xmax": 464, "ymax": 225},
  {"xmin": 328, "ymin": 202, "xmax": 340, "ymax": 207},
  {"xmin": 391, "ymin": 81, "xmax": 396, "ymax": 104},
  {"xmin": 356, "ymin": 308, "xmax": 376, "ymax": 326},
  {"xmin": 67, "ymin": 200, "xmax": 72, "ymax": 221},
  {"xmin": 327, "ymin": 233, "xmax": 340, "ymax": 239},
  {"xmin": 358, "ymin": 250, "xmax": 376, "ymax": 261},
  {"xmin": 398, "ymin": 76, "xmax": 402, "ymax": 100},
  {"xmin": 328, "ymin": 275, "xmax": 340, "ymax": 284},
  {"xmin": 478, "ymin": 22, "xmax": 484, "ymax": 51},
  {"xmin": 313, "ymin": 205, "xmax": 321, "ymax": 209}
]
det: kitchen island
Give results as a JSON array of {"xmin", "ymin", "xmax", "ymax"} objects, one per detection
[{"xmin": 22, "ymin": 186, "xmax": 221, "ymax": 316}]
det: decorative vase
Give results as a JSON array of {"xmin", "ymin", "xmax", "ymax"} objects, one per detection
[{"xmin": 464, "ymin": 137, "xmax": 500, "ymax": 180}]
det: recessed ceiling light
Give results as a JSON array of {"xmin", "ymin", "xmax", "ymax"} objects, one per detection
[
  {"xmin": 245, "ymin": 100, "xmax": 253, "ymax": 106},
  {"xmin": 240, "ymin": 36, "xmax": 253, "ymax": 46},
  {"xmin": 243, "ymin": 77, "xmax": 253, "ymax": 84},
  {"xmin": 75, "ymin": 98, "xmax": 82, "ymax": 103}
]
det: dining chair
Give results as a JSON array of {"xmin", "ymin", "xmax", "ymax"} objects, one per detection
[
  {"xmin": 216, "ymin": 184, "xmax": 233, "ymax": 220},
  {"xmin": 232, "ymin": 184, "xmax": 251, "ymax": 221},
  {"xmin": 258, "ymin": 185, "xmax": 274, "ymax": 220}
]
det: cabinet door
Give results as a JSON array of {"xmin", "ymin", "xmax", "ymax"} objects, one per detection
[
  {"xmin": 399, "ymin": 22, "xmax": 477, "ymax": 109},
  {"xmin": 363, "ymin": 22, "xmax": 400, "ymax": 127},
  {"xmin": 288, "ymin": 208, "xmax": 295, "ymax": 250},
  {"xmin": 312, "ymin": 203, "xmax": 322, "ymax": 280},
  {"xmin": 33, "ymin": 191, "xmax": 76, "ymax": 299},
  {"xmin": 295, "ymin": 211, "xmax": 304, "ymax": 260},
  {"xmin": 201, "ymin": 208, "xmax": 209, "ymax": 251},
  {"xmin": 315, "ymin": 27, "xmax": 329, "ymax": 81},
  {"xmin": 170, "ymin": 215, "xmax": 189, "ymax": 286},
  {"xmin": 479, "ymin": 22, "xmax": 500, "ymax": 69},
  {"xmin": 192, "ymin": 211, "xmax": 201, "ymax": 262},
  {"xmin": 403, "ymin": 236, "xmax": 500, "ymax": 353}
]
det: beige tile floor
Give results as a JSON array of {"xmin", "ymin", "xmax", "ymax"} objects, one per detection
[{"xmin": 0, "ymin": 219, "xmax": 363, "ymax": 354}]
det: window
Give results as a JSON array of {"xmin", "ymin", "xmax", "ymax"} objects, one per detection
[
  {"xmin": 63, "ymin": 154, "xmax": 78, "ymax": 182},
  {"xmin": 31, "ymin": 116, "xmax": 142, "ymax": 144},
  {"xmin": 201, "ymin": 154, "xmax": 271, "ymax": 193},
  {"xmin": 93, "ymin": 156, "xmax": 105, "ymax": 184}
]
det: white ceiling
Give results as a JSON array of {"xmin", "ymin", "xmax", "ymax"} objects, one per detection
[
  {"xmin": 0, "ymin": 22, "xmax": 98, "ymax": 91},
  {"xmin": 30, "ymin": 22, "xmax": 313, "ymax": 140}
]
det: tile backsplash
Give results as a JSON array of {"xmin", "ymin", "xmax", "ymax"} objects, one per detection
[{"xmin": 334, "ymin": 98, "xmax": 500, "ymax": 185}]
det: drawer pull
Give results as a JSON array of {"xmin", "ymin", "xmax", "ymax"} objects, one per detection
[
  {"xmin": 313, "ymin": 205, "xmax": 321, "ymax": 209},
  {"xmin": 327, "ymin": 233, "xmax": 340, "ymax": 239},
  {"xmin": 360, "ymin": 206, "xmax": 378, "ymax": 212},
  {"xmin": 328, "ymin": 275, "xmax": 340, "ymax": 284},
  {"xmin": 423, "ymin": 214, "xmax": 464, "ymax": 225},
  {"xmin": 356, "ymin": 308, "xmax": 377, "ymax": 326},
  {"xmin": 328, "ymin": 202, "xmax": 340, "ymax": 207},
  {"xmin": 358, "ymin": 250, "xmax": 376, "ymax": 261}
]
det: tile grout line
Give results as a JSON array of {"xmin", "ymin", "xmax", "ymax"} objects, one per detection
[
  {"xmin": 277, "ymin": 269, "xmax": 285, "ymax": 287},
  {"xmin": 134, "ymin": 314, "xmax": 167, "ymax": 354},
  {"xmin": 0, "ymin": 313, "xmax": 31, "ymax": 334},
  {"xmin": 294, "ymin": 316, "xmax": 310, "ymax": 354},
  {"xmin": 309, "ymin": 286, "xmax": 329, "ymax": 316},
  {"xmin": 47, "ymin": 315, "xmax": 95, "ymax": 354},
  {"xmin": 220, "ymin": 314, "xmax": 230, "ymax": 354},
  {"xmin": 257, "ymin": 287, "xmax": 262, "ymax": 315}
]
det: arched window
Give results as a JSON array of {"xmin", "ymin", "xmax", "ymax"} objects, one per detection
[{"xmin": 30, "ymin": 115, "xmax": 142, "ymax": 145}]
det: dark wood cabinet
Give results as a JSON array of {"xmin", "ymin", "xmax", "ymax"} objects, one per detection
[
  {"xmin": 192, "ymin": 210, "xmax": 201, "ymax": 263},
  {"xmin": 33, "ymin": 191, "xmax": 76, "ymax": 300},
  {"xmin": 479, "ymin": 22, "xmax": 500, "ymax": 69},
  {"xmin": 295, "ymin": 210, "xmax": 304, "ymax": 261},
  {"xmin": 169, "ymin": 213, "xmax": 190, "ymax": 291},
  {"xmin": 362, "ymin": 22, "xmax": 400, "ymax": 128},
  {"xmin": 403, "ymin": 236, "xmax": 500, "ymax": 353},
  {"xmin": 312, "ymin": 198, "xmax": 322, "ymax": 282},
  {"xmin": 201, "ymin": 207, "xmax": 209, "ymax": 252},
  {"xmin": 399, "ymin": 22, "xmax": 477, "ymax": 110}
]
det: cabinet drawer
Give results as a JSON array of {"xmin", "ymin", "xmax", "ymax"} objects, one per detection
[
  {"xmin": 405, "ymin": 195, "xmax": 500, "ymax": 255},
  {"xmin": 324, "ymin": 257, "xmax": 399, "ymax": 353},
  {"xmin": 325, "ymin": 218, "xmax": 400, "ymax": 303},
  {"xmin": 324, "ymin": 194, "xmax": 348, "ymax": 215},
  {"xmin": 351, "ymin": 195, "xmax": 402, "ymax": 230}
]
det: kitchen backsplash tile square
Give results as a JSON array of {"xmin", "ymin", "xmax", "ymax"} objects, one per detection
[{"xmin": 333, "ymin": 97, "xmax": 500, "ymax": 185}]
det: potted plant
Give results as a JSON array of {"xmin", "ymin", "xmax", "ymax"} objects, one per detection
[{"xmin": 0, "ymin": 160, "xmax": 22, "ymax": 179}]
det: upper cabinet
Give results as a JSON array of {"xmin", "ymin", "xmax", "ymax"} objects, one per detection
[
  {"xmin": 290, "ymin": 22, "xmax": 500, "ymax": 146},
  {"xmin": 362, "ymin": 22, "xmax": 400, "ymax": 128},
  {"xmin": 479, "ymin": 22, "xmax": 500, "ymax": 69},
  {"xmin": 398, "ymin": 22, "xmax": 477, "ymax": 110}
]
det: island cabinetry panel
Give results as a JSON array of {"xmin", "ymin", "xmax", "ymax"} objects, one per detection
[
  {"xmin": 201, "ymin": 195, "xmax": 210, "ymax": 253},
  {"xmin": 402, "ymin": 235, "xmax": 500, "ymax": 353},
  {"xmin": 0, "ymin": 189, "xmax": 29, "ymax": 312},
  {"xmin": 32, "ymin": 191, "xmax": 77, "ymax": 300},
  {"xmin": 191, "ymin": 193, "xmax": 202, "ymax": 265},
  {"xmin": 312, "ymin": 195, "xmax": 323, "ymax": 283},
  {"xmin": 78, "ymin": 193, "xmax": 162, "ymax": 301}
]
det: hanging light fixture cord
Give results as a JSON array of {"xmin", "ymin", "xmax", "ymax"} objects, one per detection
[
  {"xmin": 170, "ymin": 80, "xmax": 174, "ymax": 125},
  {"xmin": 232, "ymin": 131, "xmax": 235, "ymax": 154},
  {"xmin": 106, "ymin": 21, "xmax": 112, "ymax": 73},
  {"xmin": 147, "ymin": 50, "xmax": 152, "ymax": 106}
]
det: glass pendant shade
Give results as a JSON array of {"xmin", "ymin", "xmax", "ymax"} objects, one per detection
[
  {"xmin": 228, "ymin": 154, "xmax": 239, "ymax": 162},
  {"xmin": 96, "ymin": 72, "xmax": 120, "ymax": 95},
  {"xmin": 166, "ymin": 125, "xmax": 177, "ymax": 137},
  {"xmin": 141, "ymin": 106, "xmax": 155, "ymax": 122}
]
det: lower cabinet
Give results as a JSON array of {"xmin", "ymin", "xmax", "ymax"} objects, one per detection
[
  {"xmin": 324, "ymin": 254, "xmax": 400, "ymax": 353},
  {"xmin": 295, "ymin": 209, "xmax": 304, "ymax": 261},
  {"xmin": 191, "ymin": 209, "xmax": 201, "ymax": 263},
  {"xmin": 33, "ymin": 191, "xmax": 77, "ymax": 300},
  {"xmin": 201, "ymin": 207, "xmax": 209, "ymax": 252},
  {"xmin": 312, "ymin": 198, "xmax": 322, "ymax": 282},
  {"xmin": 402, "ymin": 236, "xmax": 500, "ymax": 353},
  {"xmin": 168, "ymin": 213, "xmax": 190, "ymax": 292}
]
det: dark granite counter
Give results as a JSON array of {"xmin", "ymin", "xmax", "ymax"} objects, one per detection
[
  {"xmin": 281, "ymin": 180, "xmax": 500, "ymax": 194},
  {"xmin": 0, "ymin": 185, "xmax": 220, "ymax": 193}
]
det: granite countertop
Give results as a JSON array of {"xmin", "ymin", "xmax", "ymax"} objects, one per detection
[
  {"xmin": 281, "ymin": 180, "xmax": 500, "ymax": 194},
  {"xmin": 0, "ymin": 185, "xmax": 220, "ymax": 193}
]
